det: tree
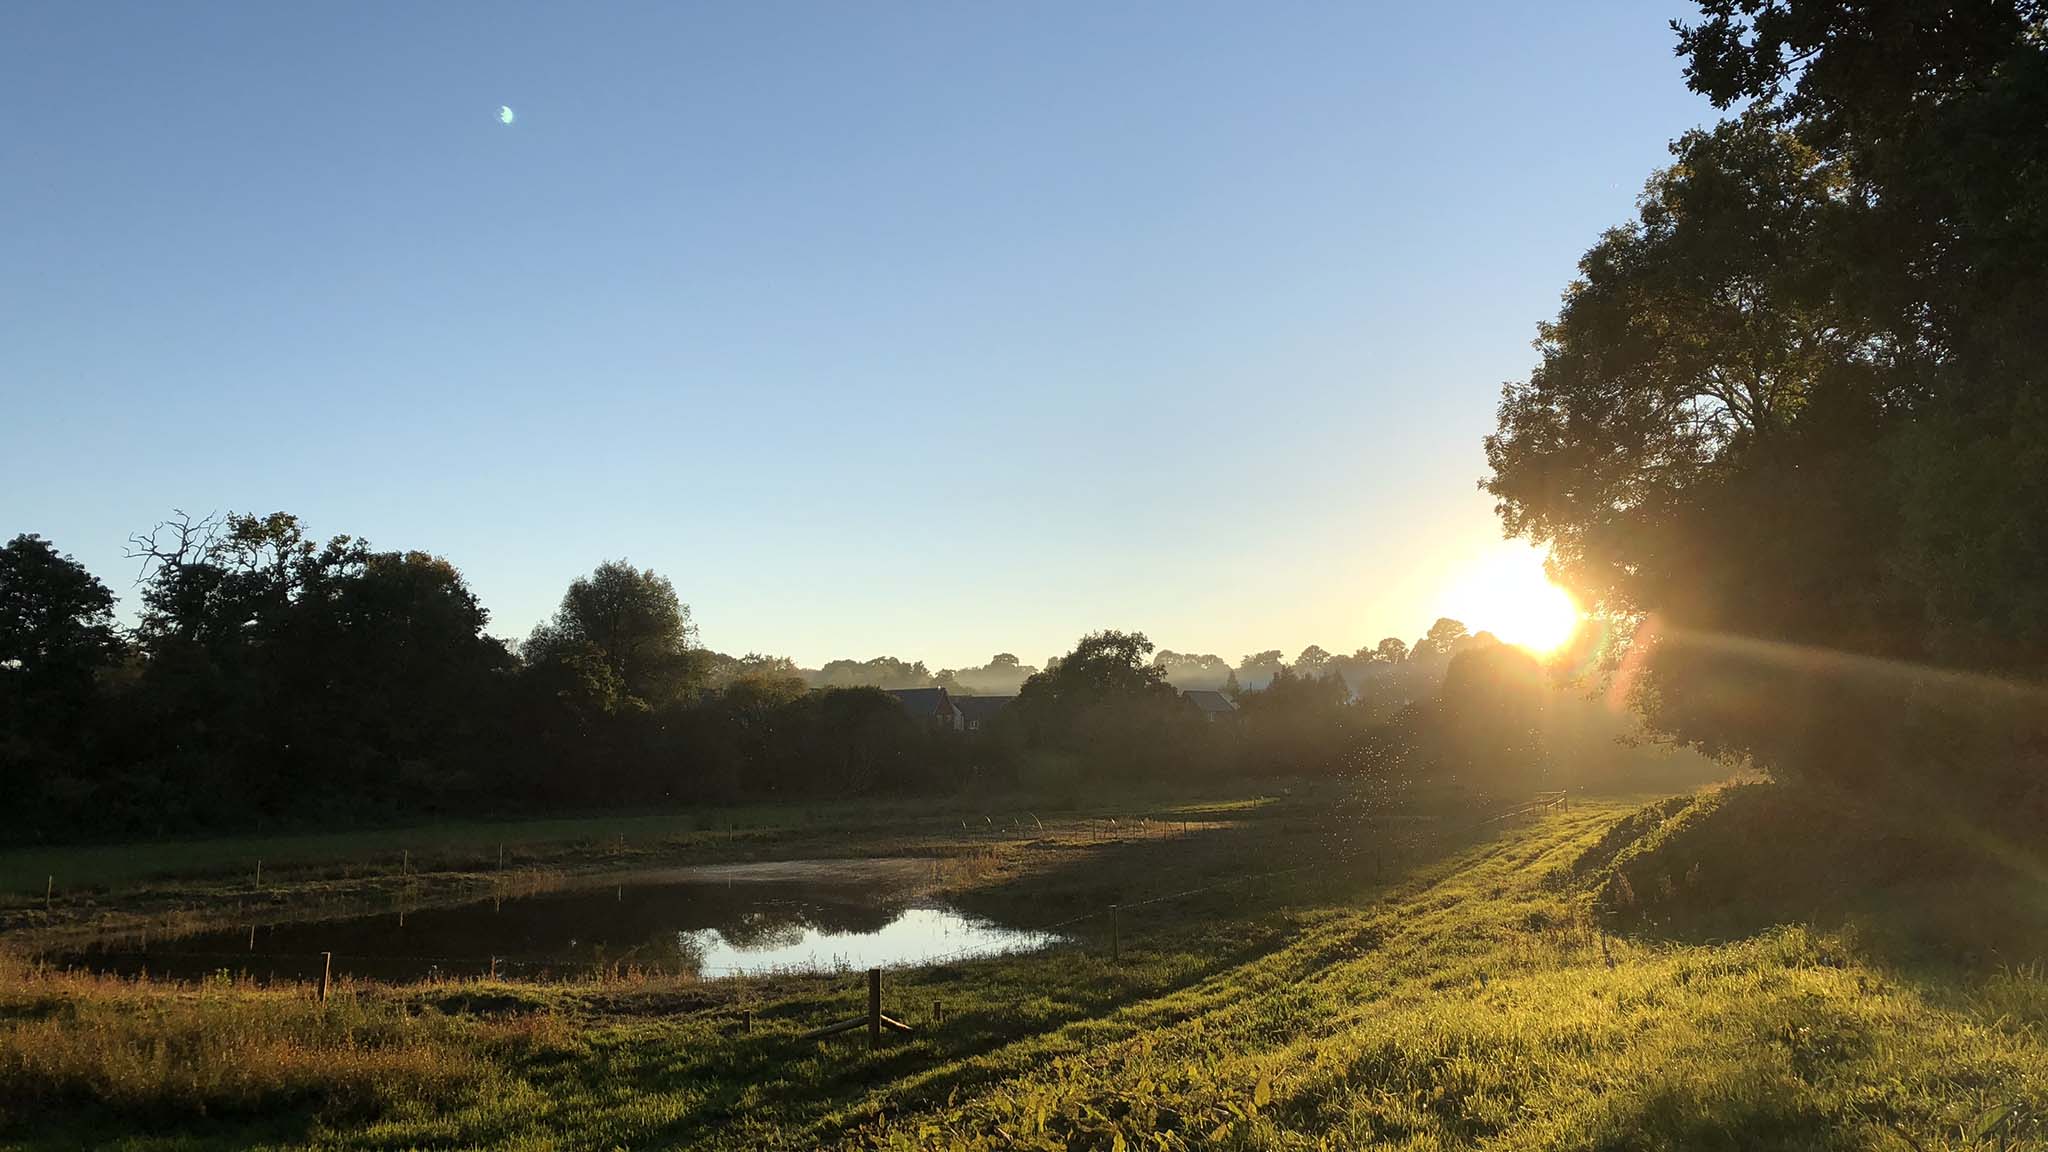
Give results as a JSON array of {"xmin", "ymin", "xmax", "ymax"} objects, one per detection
[
  {"xmin": 1483, "ymin": 1, "xmax": 2048, "ymax": 811},
  {"xmin": 811, "ymin": 656, "xmax": 936, "ymax": 690},
  {"xmin": 0, "ymin": 535, "xmax": 122, "ymax": 677},
  {"xmin": 0, "ymin": 535, "xmax": 127, "ymax": 836},
  {"xmin": 527, "ymin": 561, "xmax": 698, "ymax": 706},
  {"xmin": 1013, "ymin": 631, "xmax": 1193, "ymax": 774},
  {"xmin": 936, "ymin": 652, "xmax": 1038, "ymax": 695},
  {"xmin": 1410, "ymin": 619, "xmax": 1470, "ymax": 662},
  {"xmin": 1437, "ymin": 643, "xmax": 1548, "ymax": 796},
  {"xmin": 1151, "ymin": 650, "xmax": 1233, "ymax": 690},
  {"xmin": 1236, "ymin": 650, "xmax": 1287, "ymax": 691},
  {"xmin": 1294, "ymin": 645, "xmax": 1333, "ymax": 676},
  {"xmin": 1368, "ymin": 638, "xmax": 1408, "ymax": 664}
]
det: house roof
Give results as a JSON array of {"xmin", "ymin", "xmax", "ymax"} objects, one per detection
[
  {"xmin": 1181, "ymin": 689, "xmax": 1237, "ymax": 714},
  {"xmin": 952, "ymin": 695, "xmax": 1014, "ymax": 723},
  {"xmin": 885, "ymin": 687, "xmax": 952, "ymax": 717}
]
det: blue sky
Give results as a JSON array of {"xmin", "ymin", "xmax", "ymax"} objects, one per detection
[{"xmin": 2, "ymin": 2, "xmax": 1711, "ymax": 668}]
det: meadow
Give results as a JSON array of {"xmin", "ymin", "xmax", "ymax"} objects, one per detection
[{"xmin": 4, "ymin": 790, "xmax": 2044, "ymax": 1151}]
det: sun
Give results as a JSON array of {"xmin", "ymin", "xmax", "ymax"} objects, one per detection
[{"xmin": 1437, "ymin": 543, "xmax": 1582, "ymax": 655}]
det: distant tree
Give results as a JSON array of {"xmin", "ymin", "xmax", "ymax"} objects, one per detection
[
  {"xmin": 1368, "ymin": 637, "xmax": 1408, "ymax": 664},
  {"xmin": 937, "ymin": 652, "xmax": 1038, "ymax": 695},
  {"xmin": 1235, "ymin": 650, "xmax": 1287, "ymax": 691},
  {"xmin": 1437, "ymin": 643, "xmax": 1548, "ymax": 796},
  {"xmin": 1234, "ymin": 663, "xmax": 1354, "ymax": 775},
  {"xmin": 1410, "ymin": 619, "xmax": 1470, "ymax": 662},
  {"xmin": 527, "ymin": 561, "xmax": 698, "ymax": 706},
  {"xmin": 810, "ymin": 656, "xmax": 936, "ymax": 690},
  {"xmin": 1294, "ymin": 645, "xmax": 1333, "ymax": 675},
  {"xmin": 1021, "ymin": 631, "xmax": 1167, "ymax": 706},
  {"xmin": 1014, "ymin": 630, "xmax": 1193, "ymax": 775},
  {"xmin": 1151, "ymin": 650, "xmax": 1233, "ymax": 690}
]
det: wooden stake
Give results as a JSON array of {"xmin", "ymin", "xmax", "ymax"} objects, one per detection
[
  {"xmin": 933, "ymin": 999, "xmax": 944, "ymax": 1025},
  {"xmin": 1110, "ymin": 903, "xmax": 1120, "ymax": 962},
  {"xmin": 868, "ymin": 968, "xmax": 882, "ymax": 1051},
  {"xmin": 248, "ymin": 925, "xmax": 256, "ymax": 951},
  {"xmin": 318, "ymin": 952, "xmax": 332, "ymax": 1003},
  {"xmin": 402, "ymin": 850, "xmax": 409, "ymax": 877},
  {"xmin": 255, "ymin": 859, "xmax": 262, "ymax": 886},
  {"xmin": 45, "ymin": 875, "xmax": 52, "ymax": 913}
]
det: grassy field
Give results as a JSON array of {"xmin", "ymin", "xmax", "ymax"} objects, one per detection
[
  {"xmin": 4, "ymin": 791, "xmax": 2045, "ymax": 1150},
  {"xmin": 0, "ymin": 786, "xmax": 1284, "ymax": 953}
]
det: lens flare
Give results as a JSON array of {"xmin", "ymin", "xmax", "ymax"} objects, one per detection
[{"xmin": 498, "ymin": 105, "xmax": 516, "ymax": 125}]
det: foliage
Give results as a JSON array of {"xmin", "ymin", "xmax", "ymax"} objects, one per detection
[
  {"xmin": 1484, "ymin": 1, "xmax": 2048, "ymax": 814},
  {"xmin": 525, "ymin": 560, "xmax": 699, "ymax": 707}
]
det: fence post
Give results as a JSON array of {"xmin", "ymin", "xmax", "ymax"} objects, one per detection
[
  {"xmin": 255, "ymin": 859, "xmax": 262, "ymax": 886},
  {"xmin": 867, "ymin": 968, "xmax": 882, "ymax": 1051},
  {"xmin": 1110, "ymin": 903, "xmax": 1120, "ymax": 962},
  {"xmin": 933, "ymin": 999, "xmax": 944, "ymax": 1025},
  {"xmin": 45, "ymin": 875, "xmax": 52, "ymax": 914},
  {"xmin": 402, "ymin": 850, "xmax": 409, "ymax": 877},
  {"xmin": 248, "ymin": 925, "xmax": 256, "ymax": 951},
  {"xmin": 318, "ymin": 952, "xmax": 332, "ymax": 1003}
]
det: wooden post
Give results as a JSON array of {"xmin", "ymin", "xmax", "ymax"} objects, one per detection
[
  {"xmin": 402, "ymin": 850, "xmax": 409, "ymax": 877},
  {"xmin": 45, "ymin": 875, "xmax": 52, "ymax": 913},
  {"xmin": 933, "ymin": 999, "xmax": 944, "ymax": 1025},
  {"xmin": 1110, "ymin": 903, "xmax": 1120, "ymax": 962},
  {"xmin": 318, "ymin": 952, "xmax": 332, "ymax": 1003},
  {"xmin": 497, "ymin": 843, "xmax": 505, "ymax": 871},
  {"xmin": 867, "ymin": 968, "xmax": 882, "ymax": 1051},
  {"xmin": 248, "ymin": 924, "xmax": 256, "ymax": 951},
  {"xmin": 742, "ymin": 1009, "xmax": 753, "ymax": 1034},
  {"xmin": 489, "ymin": 956, "xmax": 499, "ymax": 979},
  {"xmin": 255, "ymin": 859, "xmax": 262, "ymax": 886}
]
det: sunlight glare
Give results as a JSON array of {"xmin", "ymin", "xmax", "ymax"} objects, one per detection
[{"xmin": 1437, "ymin": 544, "xmax": 1581, "ymax": 655}]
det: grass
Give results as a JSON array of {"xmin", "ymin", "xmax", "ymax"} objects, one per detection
[
  {"xmin": 3, "ymin": 793, "xmax": 2045, "ymax": 1150},
  {"xmin": 1, "ymin": 787, "xmax": 1237, "ymax": 896},
  {"xmin": 0, "ymin": 785, "xmax": 1285, "ymax": 953}
]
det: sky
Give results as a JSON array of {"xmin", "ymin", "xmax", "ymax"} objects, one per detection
[{"xmin": 1, "ymin": 2, "xmax": 1715, "ymax": 669}]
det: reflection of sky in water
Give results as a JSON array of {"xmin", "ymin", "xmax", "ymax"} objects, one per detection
[{"xmin": 687, "ymin": 906, "xmax": 1052, "ymax": 975}]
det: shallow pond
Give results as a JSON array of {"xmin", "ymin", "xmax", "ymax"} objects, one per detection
[{"xmin": 60, "ymin": 865, "xmax": 1056, "ymax": 983}]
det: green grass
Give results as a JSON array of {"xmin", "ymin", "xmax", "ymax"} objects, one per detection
[{"xmin": 4, "ymin": 796, "xmax": 2045, "ymax": 1150}]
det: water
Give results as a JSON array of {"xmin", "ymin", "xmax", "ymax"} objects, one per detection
[{"xmin": 59, "ymin": 866, "xmax": 1056, "ymax": 983}]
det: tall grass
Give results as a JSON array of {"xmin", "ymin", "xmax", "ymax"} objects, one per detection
[{"xmin": 0, "ymin": 955, "xmax": 565, "ymax": 1130}]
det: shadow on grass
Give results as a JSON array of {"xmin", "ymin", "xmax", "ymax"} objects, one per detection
[{"xmin": 1584, "ymin": 781, "xmax": 2048, "ymax": 972}]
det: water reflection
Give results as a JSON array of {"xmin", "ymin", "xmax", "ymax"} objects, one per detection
[
  {"xmin": 690, "ymin": 906, "xmax": 1050, "ymax": 975},
  {"xmin": 60, "ymin": 871, "xmax": 1053, "ymax": 983}
]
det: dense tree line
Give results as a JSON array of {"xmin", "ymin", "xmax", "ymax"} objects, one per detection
[
  {"xmin": 1485, "ymin": 0, "xmax": 2048, "ymax": 819},
  {"xmin": 1, "ymin": 517, "xmax": 1579, "ymax": 845}
]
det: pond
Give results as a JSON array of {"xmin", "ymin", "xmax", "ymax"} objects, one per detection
[{"xmin": 58, "ymin": 862, "xmax": 1058, "ymax": 983}]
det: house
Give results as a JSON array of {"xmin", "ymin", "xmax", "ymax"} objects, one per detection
[
  {"xmin": 886, "ymin": 687, "xmax": 963, "ymax": 731},
  {"xmin": 1181, "ymin": 689, "xmax": 1238, "ymax": 722},
  {"xmin": 951, "ymin": 694, "xmax": 1014, "ymax": 733}
]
